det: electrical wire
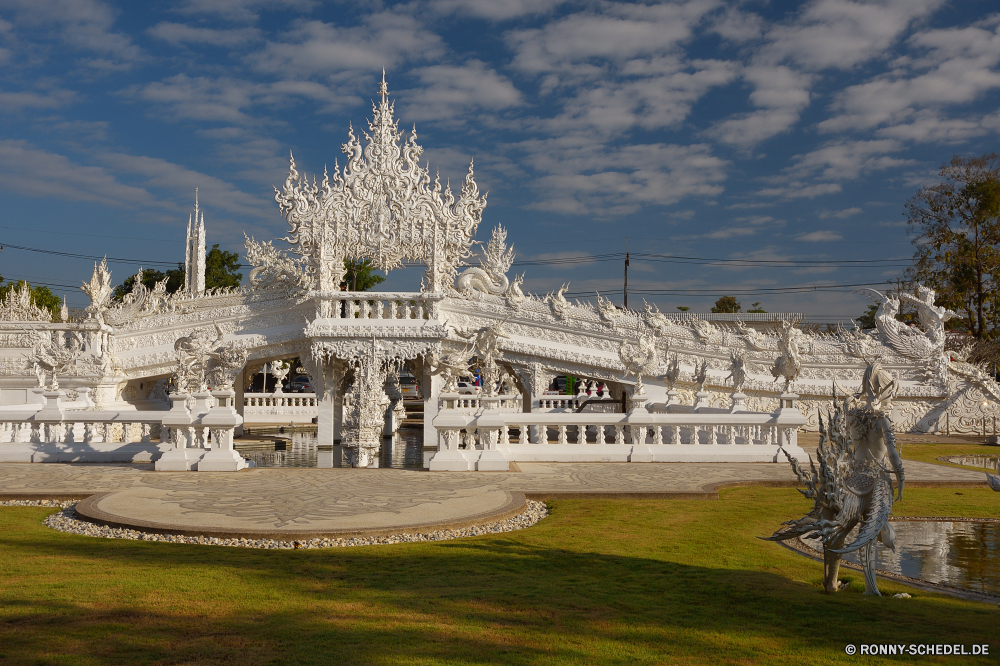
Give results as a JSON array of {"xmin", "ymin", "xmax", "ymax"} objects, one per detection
[{"xmin": 0, "ymin": 242, "xmax": 179, "ymax": 267}]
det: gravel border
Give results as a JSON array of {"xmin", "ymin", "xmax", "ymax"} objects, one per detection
[{"xmin": 1, "ymin": 499, "xmax": 548, "ymax": 549}]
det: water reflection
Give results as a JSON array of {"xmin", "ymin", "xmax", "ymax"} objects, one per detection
[
  {"xmin": 236, "ymin": 428, "xmax": 424, "ymax": 470},
  {"xmin": 802, "ymin": 521, "xmax": 1000, "ymax": 595}
]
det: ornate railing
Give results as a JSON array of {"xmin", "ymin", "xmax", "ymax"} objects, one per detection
[
  {"xmin": 429, "ymin": 394, "xmax": 807, "ymax": 470},
  {"xmin": 0, "ymin": 390, "xmax": 244, "ymax": 471},
  {"xmin": 312, "ymin": 291, "xmax": 443, "ymax": 320},
  {"xmin": 244, "ymin": 393, "xmax": 317, "ymax": 409}
]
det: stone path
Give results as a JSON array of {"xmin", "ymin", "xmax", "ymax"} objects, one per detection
[{"xmin": 0, "ymin": 458, "xmax": 987, "ymax": 539}]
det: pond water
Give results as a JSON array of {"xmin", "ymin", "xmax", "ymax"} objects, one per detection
[
  {"xmin": 236, "ymin": 428, "xmax": 424, "ymax": 470},
  {"xmin": 802, "ymin": 521, "xmax": 1000, "ymax": 596},
  {"xmin": 942, "ymin": 455, "xmax": 1000, "ymax": 469}
]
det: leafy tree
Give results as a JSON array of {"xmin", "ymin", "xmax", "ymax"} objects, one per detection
[
  {"xmin": 747, "ymin": 301, "xmax": 766, "ymax": 313},
  {"xmin": 675, "ymin": 306, "xmax": 690, "ymax": 312},
  {"xmin": 711, "ymin": 296, "xmax": 741, "ymax": 313},
  {"xmin": 857, "ymin": 304, "xmax": 878, "ymax": 329},
  {"xmin": 113, "ymin": 267, "xmax": 185, "ymax": 302},
  {"xmin": 905, "ymin": 153, "xmax": 1000, "ymax": 339},
  {"xmin": 0, "ymin": 277, "xmax": 62, "ymax": 320},
  {"xmin": 205, "ymin": 244, "xmax": 243, "ymax": 290},
  {"xmin": 342, "ymin": 258, "xmax": 386, "ymax": 291}
]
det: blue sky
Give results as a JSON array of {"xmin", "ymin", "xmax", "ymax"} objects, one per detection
[{"xmin": 0, "ymin": 0, "xmax": 998, "ymax": 321}]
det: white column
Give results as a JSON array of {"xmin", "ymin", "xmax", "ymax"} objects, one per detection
[
  {"xmin": 316, "ymin": 359, "xmax": 336, "ymax": 447},
  {"xmin": 234, "ymin": 367, "xmax": 245, "ymax": 437},
  {"xmin": 422, "ymin": 369, "xmax": 442, "ymax": 468}
]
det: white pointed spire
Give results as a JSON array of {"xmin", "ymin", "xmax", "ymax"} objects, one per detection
[{"xmin": 184, "ymin": 189, "xmax": 206, "ymax": 297}]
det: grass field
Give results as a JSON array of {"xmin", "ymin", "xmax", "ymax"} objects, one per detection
[
  {"xmin": 900, "ymin": 440, "xmax": 1000, "ymax": 473},
  {"xmin": 2, "ymin": 487, "xmax": 998, "ymax": 665}
]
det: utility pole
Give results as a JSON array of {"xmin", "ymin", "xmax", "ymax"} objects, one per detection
[{"xmin": 624, "ymin": 238, "xmax": 629, "ymax": 310}]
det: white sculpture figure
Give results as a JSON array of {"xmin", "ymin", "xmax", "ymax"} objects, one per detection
[
  {"xmin": 689, "ymin": 317, "xmax": 717, "ymax": 344},
  {"xmin": 81, "ymin": 258, "xmax": 114, "ymax": 320},
  {"xmin": 660, "ymin": 354, "xmax": 681, "ymax": 388},
  {"xmin": 26, "ymin": 331, "xmax": 88, "ymax": 390},
  {"xmin": 244, "ymin": 234, "xmax": 307, "ymax": 293},
  {"xmin": 274, "ymin": 73, "xmax": 487, "ymax": 301},
  {"xmin": 693, "ymin": 359, "xmax": 708, "ymax": 392},
  {"xmin": 545, "ymin": 283, "xmax": 570, "ymax": 319},
  {"xmin": 766, "ymin": 364, "xmax": 905, "ymax": 596},
  {"xmin": 734, "ymin": 320, "xmax": 770, "ymax": 351},
  {"xmin": 643, "ymin": 302, "xmax": 682, "ymax": 337},
  {"xmin": 342, "ymin": 343, "xmax": 391, "ymax": 468},
  {"xmin": 619, "ymin": 334, "xmax": 661, "ymax": 396},
  {"xmin": 595, "ymin": 292, "xmax": 620, "ymax": 328},
  {"xmin": 172, "ymin": 323, "xmax": 244, "ymax": 394},
  {"xmin": 270, "ymin": 361, "xmax": 290, "ymax": 394},
  {"xmin": 505, "ymin": 273, "xmax": 527, "ymax": 309},
  {"xmin": 771, "ymin": 319, "xmax": 803, "ymax": 390},
  {"xmin": 59, "ymin": 297, "xmax": 68, "ymax": 323},
  {"xmin": 459, "ymin": 320, "xmax": 509, "ymax": 397},
  {"xmin": 427, "ymin": 345, "xmax": 473, "ymax": 393},
  {"xmin": 726, "ymin": 350, "xmax": 748, "ymax": 393},
  {"xmin": 455, "ymin": 224, "xmax": 515, "ymax": 297},
  {"xmin": 0, "ymin": 282, "xmax": 52, "ymax": 322}
]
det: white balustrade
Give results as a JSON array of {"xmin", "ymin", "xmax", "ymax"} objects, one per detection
[
  {"xmin": 0, "ymin": 390, "xmax": 244, "ymax": 471},
  {"xmin": 429, "ymin": 398, "xmax": 807, "ymax": 470},
  {"xmin": 314, "ymin": 292, "xmax": 440, "ymax": 321}
]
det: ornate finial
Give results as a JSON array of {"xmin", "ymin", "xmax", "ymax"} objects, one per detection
[{"xmin": 378, "ymin": 68, "xmax": 388, "ymax": 100}]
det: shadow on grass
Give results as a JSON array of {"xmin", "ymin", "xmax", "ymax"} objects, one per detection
[{"xmin": 1, "ymin": 498, "xmax": 997, "ymax": 665}]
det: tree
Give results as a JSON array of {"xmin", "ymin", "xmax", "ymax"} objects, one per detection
[
  {"xmin": 0, "ymin": 277, "xmax": 62, "ymax": 320},
  {"xmin": 747, "ymin": 301, "xmax": 766, "ymax": 313},
  {"xmin": 906, "ymin": 153, "xmax": 1000, "ymax": 339},
  {"xmin": 205, "ymin": 244, "xmax": 243, "ymax": 290},
  {"xmin": 711, "ymin": 296, "xmax": 741, "ymax": 313},
  {"xmin": 675, "ymin": 306, "xmax": 690, "ymax": 312},
  {"xmin": 857, "ymin": 304, "xmax": 878, "ymax": 329},
  {"xmin": 342, "ymin": 258, "xmax": 385, "ymax": 291},
  {"xmin": 113, "ymin": 266, "xmax": 184, "ymax": 302}
]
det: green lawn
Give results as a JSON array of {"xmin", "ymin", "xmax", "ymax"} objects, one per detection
[
  {"xmin": 1, "ymin": 487, "xmax": 998, "ymax": 665},
  {"xmin": 900, "ymin": 440, "xmax": 1000, "ymax": 472}
]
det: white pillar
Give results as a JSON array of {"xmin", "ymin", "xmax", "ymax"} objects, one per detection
[
  {"xmin": 234, "ymin": 367, "xmax": 245, "ymax": 437},
  {"xmin": 422, "ymin": 369, "xmax": 442, "ymax": 468},
  {"xmin": 316, "ymin": 360, "xmax": 336, "ymax": 448}
]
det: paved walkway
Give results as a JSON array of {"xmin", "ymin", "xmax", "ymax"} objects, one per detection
[{"xmin": 0, "ymin": 457, "xmax": 987, "ymax": 539}]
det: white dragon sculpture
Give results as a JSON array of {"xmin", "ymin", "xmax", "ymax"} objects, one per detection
[{"xmin": 455, "ymin": 225, "xmax": 515, "ymax": 297}]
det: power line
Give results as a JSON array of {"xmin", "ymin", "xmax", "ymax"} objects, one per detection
[
  {"xmin": 0, "ymin": 242, "xmax": 179, "ymax": 267},
  {"xmin": 513, "ymin": 252, "xmax": 912, "ymax": 268},
  {"xmin": 564, "ymin": 281, "xmax": 894, "ymax": 297}
]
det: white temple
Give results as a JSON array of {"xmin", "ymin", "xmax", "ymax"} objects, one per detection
[{"xmin": 0, "ymin": 74, "xmax": 997, "ymax": 471}]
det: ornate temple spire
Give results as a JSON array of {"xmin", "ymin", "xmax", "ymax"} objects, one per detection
[{"xmin": 184, "ymin": 189, "xmax": 206, "ymax": 297}]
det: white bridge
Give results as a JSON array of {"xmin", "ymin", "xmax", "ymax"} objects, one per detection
[{"xmin": 1, "ymin": 75, "xmax": 997, "ymax": 470}]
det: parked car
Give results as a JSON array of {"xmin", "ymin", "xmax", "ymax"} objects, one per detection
[
  {"xmin": 288, "ymin": 375, "xmax": 313, "ymax": 393},
  {"xmin": 456, "ymin": 380, "xmax": 480, "ymax": 395},
  {"xmin": 399, "ymin": 373, "xmax": 421, "ymax": 399}
]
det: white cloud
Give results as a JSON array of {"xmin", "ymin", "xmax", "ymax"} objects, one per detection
[
  {"xmin": 707, "ymin": 65, "xmax": 812, "ymax": 147},
  {"xmin": 760, "ymin": 0, "xmax": 945, "ymax": 71},
  {"xmin": 250, "ymin": 15, "xmax": 445, "ymax": 77},
  {"xmin": 791, "ymin": 139, "xmax": 915, "ymax": 180},
  {"xmin": 0, "ymin": 86, "xmax": 75, "ymax": 111},
  {"xmin": 819, "ymin": 207, "xmax": 862, "ymax": 219},
  {"xmin": 0, "ymin": 140, "xmax": 155, "ymax": 207},
  {"xmin": 401, "ymin": 60, "xmax": 523, "ymax": 122},
  {"xmin": 797, "ymin": 230, "xmax": 843, "ymax": 241},
  {"xmin": 121, "ymin": 74, "xmax": 344, "ymax": 124},
  {"xmin": 710, "ymin": 6, "xmax": 765, "ymax": 44},
  {"xmin": 147, "ymin": 22, "xmax": 262, "ymax": 47},
  {"xmin": 756, "ymin": 182, "xmax": 843, "ymax": 198},
  {"xmin": 509, "ymin": 1, "xmax": 720, "ymax": 75},
  {"xmin": 517, "ymin": 137, "xmax": 728, "ymax": 216},
  {"xmin": 429, "ymin": 0, "xmax": 567, "ymax": 20},
  {"xmin": 819, "ymin": 17, "xmax": 1000, "ymax": 135},
  {"xmin": 0, "ymin": 0, "xmax": 141, "ymax": 65},
  {"xmin": 172, "ymin": 0, "xmax": 315, "ymax": 22}
]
